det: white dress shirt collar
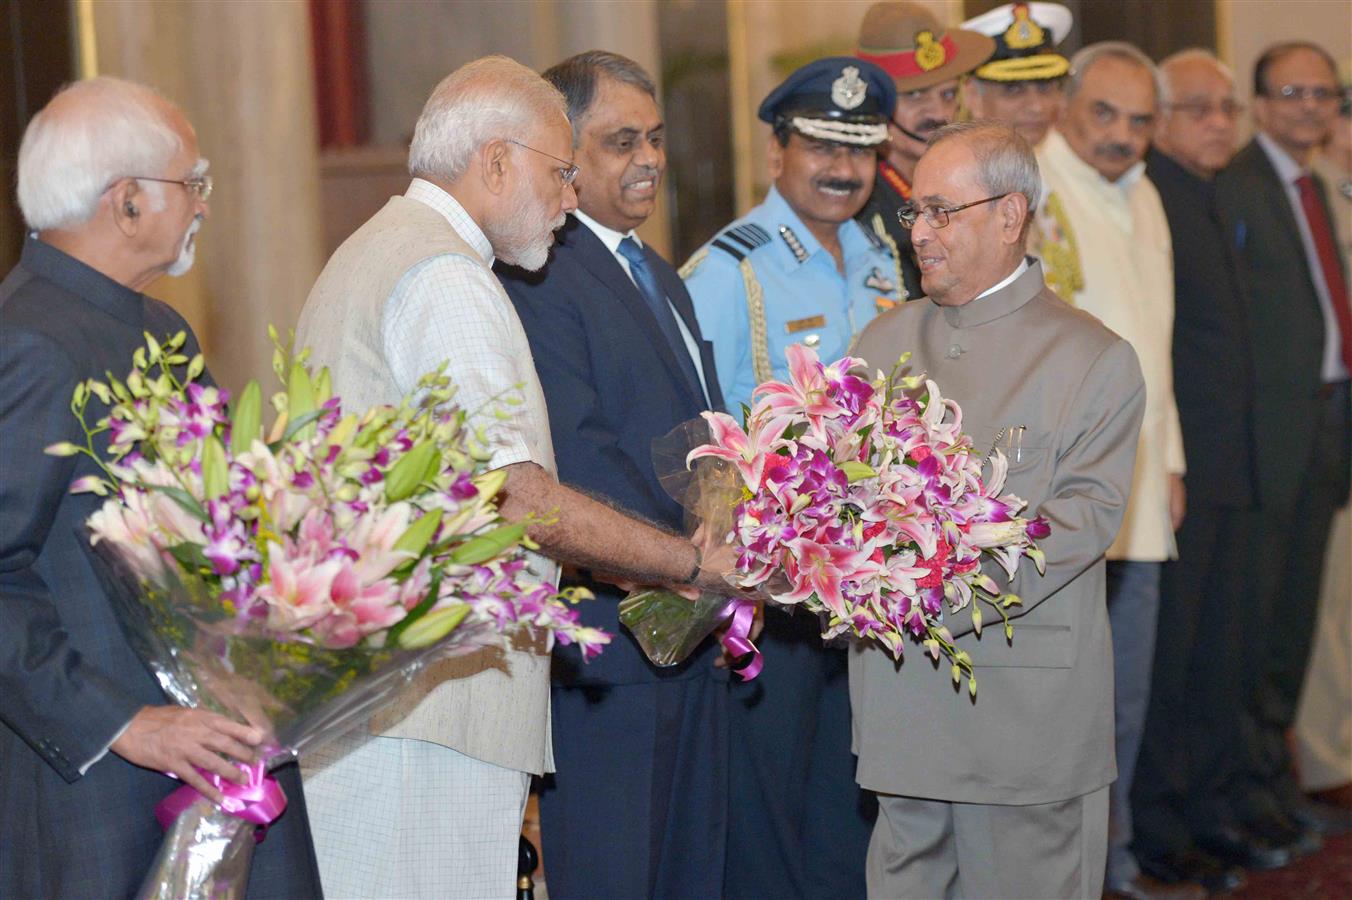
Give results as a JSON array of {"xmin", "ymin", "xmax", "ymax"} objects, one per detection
[
  {"xmin": 1256, "ymin": 131, "xmax": 1307, "ymax": 182},
  {"xmin": 572, "ymin": 209, "xmax": 637, "ymax": 253},
  {"xmin": 976, "ymin": 258, "xmax": 1030, "ymax": 301},
  {"xmin": 405, "ymin": 178, "xmax": 494, "ymax": 266}
]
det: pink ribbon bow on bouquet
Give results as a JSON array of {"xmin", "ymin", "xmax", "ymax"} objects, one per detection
[
  {"xmin": 155, "ymin": 760, "xmax": 288, "ymax": 842},
  {"xmin": 719, "ymin": 597, "xmax": 763, "ymax": 681}
]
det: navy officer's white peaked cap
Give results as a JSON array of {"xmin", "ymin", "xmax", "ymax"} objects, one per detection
[{"xmin": 757, "ymin": 56, "xmax": 897, "ymax": 147}]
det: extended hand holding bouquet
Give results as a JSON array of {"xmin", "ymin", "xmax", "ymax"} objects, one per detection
[
  {"xmin": 626, "ymin": 344, "xmax": 1049, "ymax": 696},
  {"xmin": 47, "ymin": 329, "xmax": 607, "ymax": 898}
]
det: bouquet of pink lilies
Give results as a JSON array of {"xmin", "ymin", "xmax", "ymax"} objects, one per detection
[
  {"xmin": 48, "ymin": 329, "xmax": 606, "ymax": 897},
  {"xmin": 685, "ymin": 344, "xmax": 1050, "ymax": 695}
]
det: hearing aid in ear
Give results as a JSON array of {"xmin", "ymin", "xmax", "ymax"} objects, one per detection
[{"xmin": 124, "ymin": 202, "xmax": 139, "ymax": 218}]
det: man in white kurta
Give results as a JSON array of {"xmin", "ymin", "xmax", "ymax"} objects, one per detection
[
  {"xmin": 293, "ymin": 56, "xmax": 737, "ymax": 900},
  {"xmin": 1035, "ymin": 43, "xmax": 1186, "ymax": 898}
]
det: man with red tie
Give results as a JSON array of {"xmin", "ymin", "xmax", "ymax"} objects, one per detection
[{"xmin": 1217, "ymin": 41, "xmax": 1352, "ymax": 845}]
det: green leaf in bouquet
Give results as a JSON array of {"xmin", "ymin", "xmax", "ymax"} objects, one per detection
[
  {"xmin": 202, "ymin": 434, "xmax": 229, "ymax": 500},
  {"xmin": 393, "ymin": 509, "xmax": 443, "ymax": 558},
  {"xmin": 448, "ymin": 522, "xmax": 527, "ymax": 565},
  {"xmin": 148, "ymin": 483, "xmax": 209, "ymax": 523},
  {"xmin": 315, "ymin": 368, "xmax": 332, "ymax": 406},
  {"xmin": 278, "ymin": 409, "xmax": 325, "ymax": 446},
  {"xmin": 229, "ymin": 380, "xmax": 262, "ymax": 452},
  {"xmin": 286, "ymin": 361, "xmax": 316, "ymax": 441},
  {"xmin": 397, "ymin": 602, "xmax": 471, "ymax": 649},
  {"xmin": 384, "ymin": 441, "xmax": 438, "ymax": 502},
  {"xmin": 839, "ymin": 460, "xmax": 876, "ymax": 483},
  {"xmin": 167, "ymin": 541, "xmax": 211, "ymax": 572}
]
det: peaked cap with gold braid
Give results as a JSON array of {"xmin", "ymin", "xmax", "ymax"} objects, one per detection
[{"xmin": 961, "ymin": 2, "xmax": 1072, "ymax": 83}]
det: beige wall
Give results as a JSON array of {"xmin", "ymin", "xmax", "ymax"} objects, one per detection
[
  {"xmin": 1219, "ymin": 0, "xmax": 1351, "ymax": 88},
  {"xmin": 86, "ymin": 0, "xmax": 325, "ymax": 395},
  {"xmin": 360, "ymin": 0, "xmax": 670, "ymax": 253}
]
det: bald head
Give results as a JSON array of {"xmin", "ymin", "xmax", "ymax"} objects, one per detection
[{"xmin": 1156, "ymin": 49, "xmax": 1240, "ymax": 178}]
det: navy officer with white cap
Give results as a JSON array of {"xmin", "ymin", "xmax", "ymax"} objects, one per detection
[{"xmin": 683, "ymin": 56, "xmax": 898, "ymax": 899}]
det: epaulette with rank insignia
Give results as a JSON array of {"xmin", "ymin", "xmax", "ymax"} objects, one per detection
[
  {"xmin": 777, "ymin": 225, "xmax": 809, "ymax": 263},
  {"xmin": 710, "ymin": 223, "xmax": 771, "ymax": 261}
]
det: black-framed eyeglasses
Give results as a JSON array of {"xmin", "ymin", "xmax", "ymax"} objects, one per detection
[
  {"xmin": 506, "ymin": 138, "xmax": 580, "ymax": 185},
  {"xmin": 128, "ymin": 174, "xmax": 213, "ymax": 200},
  {"xmin": 898, "ymin": 193, "xmax": 1010, "ymax": 229},
  {"xmin": 1271, "ymin": 84, "xmax": 1338, "ymax": 104}
]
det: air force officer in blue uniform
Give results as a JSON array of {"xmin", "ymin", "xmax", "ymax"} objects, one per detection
[{"xmin": 683, "ymin": 57, "xmax": 900, "ymax": 899}]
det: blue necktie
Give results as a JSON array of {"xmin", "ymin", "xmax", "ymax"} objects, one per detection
[{"xmin": 618, "ymin": 237, "xmax": 706, "ymax": 404}]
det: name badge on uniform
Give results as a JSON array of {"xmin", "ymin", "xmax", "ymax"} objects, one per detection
[
  {"xmin": 785, "ymin": 314, "xmax": 826, "ymax": 334},
  {"xmin": 864, "ymin": 267, "xmax": 895, "ymax": 294}
]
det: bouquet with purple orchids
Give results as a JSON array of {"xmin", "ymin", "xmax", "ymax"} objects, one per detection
[
  {"xmin": 48, "ymin": 329, "xmax": 607, "ymax": 899},
  {"xmin": 624, "ymin": 344, "xmax": 1049, "ymax": 695}
]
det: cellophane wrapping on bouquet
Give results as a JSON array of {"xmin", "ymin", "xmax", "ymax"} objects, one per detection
[
  {"xmin": 620, "ymin": 344, "xmax": 1052, "ymax": 695},
  {"xmin": 617, "ymin": 421, "xmax": 747, "ymax": 669},
  {"xmin": 50, "ymin": 329, "xmax": 609, "ymax": 899}
]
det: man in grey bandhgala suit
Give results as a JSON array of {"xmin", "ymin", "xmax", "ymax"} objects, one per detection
[
  {"xmin": 849, "ymin": 122, "xmax": 1145, "ymax": 899},
  {"xmin": 0, "ymin": 79, "xmax": 321, "ymax": 898}
]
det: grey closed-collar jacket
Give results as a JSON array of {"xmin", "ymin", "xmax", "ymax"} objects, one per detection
[{"xmin": 849, "ymin": 260, "xmax": 1146, "ymax": 805}]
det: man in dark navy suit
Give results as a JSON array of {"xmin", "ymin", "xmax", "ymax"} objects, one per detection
[
  {"xmin": 0, "ymin": 77, "xmax": 320, "ymax": 898},
  {"xmin": 497, "ymin": 51, "xmax": 729, "ymax": 899},
  {"xmin": 1216, "ymin": 41, "xmax": 1351, "ymax": 848}
]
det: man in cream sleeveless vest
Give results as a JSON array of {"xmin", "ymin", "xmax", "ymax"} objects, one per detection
[{"xmin": 295, "ymin": 56, "xmax": 740, "ymax": 899}]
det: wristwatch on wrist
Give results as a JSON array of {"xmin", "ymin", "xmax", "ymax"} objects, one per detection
[{"xmin": 685, "ymin": 545, "xmax": 703, "ymax": 585}]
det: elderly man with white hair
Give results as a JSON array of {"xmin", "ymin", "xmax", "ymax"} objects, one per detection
[
  {"xmin": 0, "ymin": 77, "xmax": 322, "ymax": 897},
  {"xmin": 850, "ymin": 121, "xmax": 1145, "ymax": 899},
  {"xmin": 296, "ymin": 54, "xmax": 739, "ymax": 900}
]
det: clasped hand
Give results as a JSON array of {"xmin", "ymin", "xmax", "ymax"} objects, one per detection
[{"xmin": 111, "ymin": 705, "xmax": 264, "ymax": 805}]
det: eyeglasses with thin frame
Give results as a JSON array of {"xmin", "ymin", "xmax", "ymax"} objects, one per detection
[
  {"xmin": 505, "ymin": 138, "xmax": 580, "ymax": 185},
  {"xmin": 1270, "ymin": 84, "xmax": 1338, "ymax": 104},
  {"xmin": 129, "ymin": 174, "xmax": 214, "ymax": 200},
  {"xmin": 1165, "ymin": 99, "xmax": 1246, "ymax": 121},
  {"xmin": 898, "ymin": 193, "xmax": 1010, "ymax": 230}
]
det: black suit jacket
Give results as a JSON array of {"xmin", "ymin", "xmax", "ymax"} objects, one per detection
[
  {"xmin": 1216, "ymin": 139, "xmax": 1351, "ymax": 510},
  {"xmin": 497, "ymin": 215, "xmax": 725, "ymax": 686},
  {"xmin": 0, "ymin": 237, "xmax": 320, "ymax": 898},
  {"xmin": 1147, "ymin": 149, "xmax": 1257, "ymax": 508}
]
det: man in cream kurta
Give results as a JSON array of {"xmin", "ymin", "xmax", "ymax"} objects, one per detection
[
  {"xmin": 1034, "ymin": 43, "xmax": 1186, "ymax": 896},
  {"xmin": 291, "ymin": 57, "xmax": 736, "ymax": 900},
  {"xmin": 851, "ymin": 122, "xmax": 1145, "ymax": 899}
]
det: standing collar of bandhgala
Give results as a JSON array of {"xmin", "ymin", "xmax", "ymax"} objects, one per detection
[
  {"xmin": 20, "ymin": 233, "xmax": 145, "ymax": 327},
  {"xmin": 941, "ymin": 257, "xmax": 1044, "ymax": 328},
  {"xmin": 1044, "ymin": 129, "xmax": 1146, "ymax": 191},
  {"xmin": 405, "ymin": 178, "xmax": 494, "ymax": 266}
]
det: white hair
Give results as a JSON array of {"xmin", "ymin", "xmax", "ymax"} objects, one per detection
[
  {"xmin": 930, "ymin": 121, "xmax": 1043, "ymax": 212},
  {"xmin": 408, "ymin": 55, "xmax": 568, "ymax": 183},
  {"xmin": 1067, "ymin": 41, "xmax": 1165, "ymax": 105},
  {"xmin": 1159, "ymin": 48, "xmax": 1234, "ymax": 105},
  {"xmin": 17, "ymin": 76, "xmax": 184, "ymax": 231}
]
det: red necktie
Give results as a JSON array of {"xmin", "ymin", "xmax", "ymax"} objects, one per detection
[{"xmin": 1295, "ymin": 174, "xmax": 1352, "ymax": 373}]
